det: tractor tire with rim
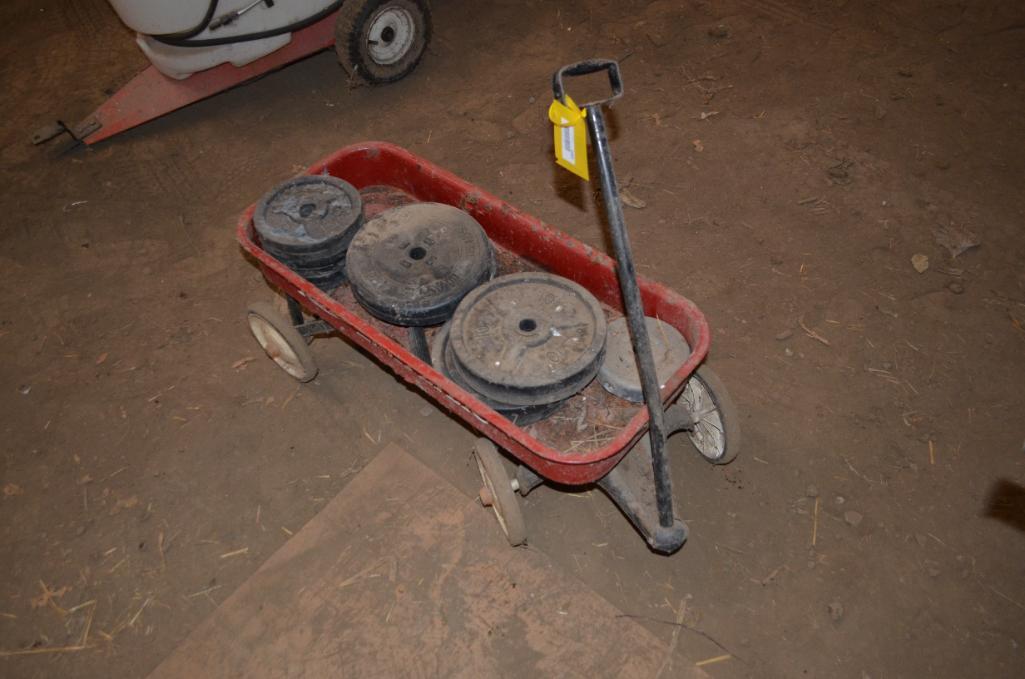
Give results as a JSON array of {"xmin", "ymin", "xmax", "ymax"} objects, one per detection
[
  {"xmin": 335, "ymin": 0, "xmax": 432, "ymax": 84},
  {"xmin": 247, "ymin": 301, "xmax": 318, "ymax": 382}
]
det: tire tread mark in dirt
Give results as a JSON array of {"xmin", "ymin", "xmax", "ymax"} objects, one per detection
[
  {"xmin": 738, "ymin": 0, "xmax": 836, "ymax": 31},
  {"xmin": 61, "ymin": 0, "xmax": 116, "ymax": 37},
  {"xmin": 150, "ymin": 152, "xmax": 201, "ymax": 206},
  {"xmin": 103, "ymin": 148, "xmax": 201, "ymax": 208},
  {"xmin": 55, "ymin": 0, "xmax": 132, "ymax": 94}
]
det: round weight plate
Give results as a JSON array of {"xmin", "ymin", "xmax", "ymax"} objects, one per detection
[
  {"xmin": 254, "ymin": 175, "xmax": 363, "ymax": 254},
  {"xmin": 428, "ymin": 321, "xmax": 452, "ymax": 375},
  {"xmin": 431, "ymin": 322, "xmax": 563, "ymax": 426},
  {"xmin": 345, "ymin": 203, "xmax": 495, "ymax": 326},
  {"xmin": 448, "ymin": 272, "xmax": 606, "ymax": 406},
  {"xmin": 296, "ymin": 264, "xmax": 347, "ymax": 291},
  {"xmin": 597, "ymin": 317, "xmax": 691, "ymax": 403},
  {"xmin": 264, "ymin": 238, "xmax": 350, "ymax": 269}
]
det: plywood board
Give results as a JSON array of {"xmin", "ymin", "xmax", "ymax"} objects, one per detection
[{"xmin": 148, "ymin": 444, "xmax": 707, "ymax": 678}]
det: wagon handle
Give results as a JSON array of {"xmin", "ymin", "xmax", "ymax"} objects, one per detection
[
  {"xmin": 551, "ymin": 59, "xmax": 684, "ymax": 549},
  {"xmin": 551, "ymin": 59, "xmax": 624, "ymax": 108}
]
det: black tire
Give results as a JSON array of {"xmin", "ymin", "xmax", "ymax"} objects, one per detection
[
  {"xmin": 247, "ymin": 301, "xmax": 318, "ymax": 382},
  {"xmin": 335, "ymin": 0, "xmax": 431, "ymax": 84},
  {"xmin": 678, "ymin": 366, "xmax": 742, "ymax": 465}
]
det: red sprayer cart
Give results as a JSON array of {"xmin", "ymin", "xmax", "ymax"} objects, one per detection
[{"xmin": 239, "ymin": 60, "xmax": 740, "ymax": 553}]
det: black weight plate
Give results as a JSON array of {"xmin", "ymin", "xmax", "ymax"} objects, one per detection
[
  {"xmin": 264, "ymin": 238, "xmax": 349, "ymax": 268},
  {"xmin": 274, "ymin": 249, "xmax": 346, "ymax": 278},
  {"xmin": 448, "ymin": 272, "xmax": 606, "ymax": 406},
  {"xmin": 597, "ymin": 316, "xmax": 691, "ymax": 403},
  {"xmin": 430, "ymin": 322, "xmax": 563, "ymax": 426},
  {"xmin": 294, "ymin": 259, "xmax": 346, "ymax": 279},
  {"xmin": 279, "ymin": 256, "xmax": 346, "ymax": 291},
  {"xmin": 254, "ymin": 175, "xmax": 363, "ymax": 254},
  {"xmin": 345, "ymin": 203, "xmax": 495, "ymax": 326},
  {"xmin": 298, "ymin": 265, "xmax": 346, "ymax": 291}
]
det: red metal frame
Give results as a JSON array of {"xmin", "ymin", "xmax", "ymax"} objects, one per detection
[
  {"xmin": 237, "ymin": 142, "xmax": 711, "ymax": 485},
  {"xmin": 75, "ymin": 12, "xmax": 339, "ymax": 145}
]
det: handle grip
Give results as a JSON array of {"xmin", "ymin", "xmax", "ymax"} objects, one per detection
[{"xmin": 552, "ymin": 59, "xmax": 624, "ymax": 108}]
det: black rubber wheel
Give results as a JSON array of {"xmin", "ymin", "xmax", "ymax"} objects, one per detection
[
  {"xmin": 247, "ymin": 301, "xmax": 318, "ymax": 382},
  {"xmin": 678, "ymin": 366, "xmax": 741, "ymax": 464},
  {"xmin": 334, "ymin": 0, "xmax": 431, "ymax": 84}
]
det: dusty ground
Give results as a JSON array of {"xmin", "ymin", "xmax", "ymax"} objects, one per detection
[{"xmin": 2, "ymin": 0, "xmax": 1024, "ymax": 677}]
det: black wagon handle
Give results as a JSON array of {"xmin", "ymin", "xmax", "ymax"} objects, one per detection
[
  {"xmin": 549, "ymin": 58, "xmax": 685, "ymax": 551},
  {"xmin": 551, "ymin": 59, "xmax": 624, "ymax": 107}
]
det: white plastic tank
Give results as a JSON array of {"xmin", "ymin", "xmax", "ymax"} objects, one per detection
[{"xmin": 106, "ymin": 0, "xmax": 336, "ymax": 79}]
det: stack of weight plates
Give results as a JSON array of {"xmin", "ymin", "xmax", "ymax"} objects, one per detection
[
  {"xmin": 254, "ymin": 175, "xmax": 363, "ymax": 291},
  {"xmin": 430, "ymin": 322, "xmax": 564, "ymax": 425},
  {"xmin": 345, "ymin": 203, "xmax": 496, "ymax": 326},
  {"xmin": 433, "ymin": 272, "xmax": 607, "ymax": 425}
]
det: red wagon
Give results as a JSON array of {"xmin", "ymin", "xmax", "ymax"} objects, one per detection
[{"xmin": 238, "ymin": 138, "xmax": 740, "ymax": 554}]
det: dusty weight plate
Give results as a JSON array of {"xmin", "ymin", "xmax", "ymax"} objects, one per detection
[
  {"xmin": 273, "ymin": 250, "xmax": 348, "ymax": 291},
  {"xmin": 346, "ymin": 203, "xmax": 495, "ymax": 326},
  {"xmin": 430, "ymin": 322, "xmax": 564, "ymax": 426},
  {"xmin": 254, "ymin": 175, "xmax": 363, "ymax": 254},
  {"xmin": 264, "ymin": 239, "xmax": 349, "ymax": 269},
  {"xmin": 448, "ymin": 272, "xmax": 607, "ymax": 406},
  {"xmin": 295, "ymin": 262, "xmax": 347, "ymax": 291},
  {"xmin": 597, "ymin": 316, "xmax": 691, "ymax": 403},
  {"xmin": 273, "ymin": 246, "xmax": 350, "ymax": 277}
]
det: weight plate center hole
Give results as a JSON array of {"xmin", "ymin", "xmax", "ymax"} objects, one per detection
[
  {"xmin": 381, "ymin": 26, "xmax": 396, "ymax": 44},
  {"xmin": 408, "ymin": 246, "xmax": 427, "ymax": 260},
  {"xmin": 299, "ymin": 202, "xmax": 316, "ymax": 218},
  {"xmin": 518, "ymin": 318, "xmax": 538, "ymax": 333}
]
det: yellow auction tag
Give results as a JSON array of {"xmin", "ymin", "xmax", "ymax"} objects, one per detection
[{"xmin": 548, "ymin": 95, "xmax": 589, "ymax": 181}]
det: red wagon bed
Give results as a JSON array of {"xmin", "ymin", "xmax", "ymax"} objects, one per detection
[{"xmin": 238, "ymin": 141, "xmax": 732, "ymax": 553}]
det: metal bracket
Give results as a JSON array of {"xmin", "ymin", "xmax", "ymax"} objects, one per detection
[
  {"xmin": 286, "ymin": 296, "xmax": 332, "ymax": 338},
  {"xmin": 295, "ymin": 320, "xmax": 333, "ymax": 338},
  {"xmin": 31, "ymin": 118, "xmax": 101, "ymax": 146},
  {"xmin": 595, "ymin": 398, "xmax": 709, "ymax": 553},
  {"xmin": 598, "ymin": 435, "xmax": 688, "ymax": 554},
  {"xmin": 71, "ymin": 118, "xmax": 102, "ymax": 141},
  {"xmin": 31, "ymin": 121, "xmax": 69, "ymax": 145},
  {"xmin": 514, "ymin": 465, "xmax": 544, "ymax": 497}
]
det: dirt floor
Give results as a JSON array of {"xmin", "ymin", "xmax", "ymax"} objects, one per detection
[{"xmin": 2, "ymin": 0, "xmax": 1024, "ymax": 677}]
